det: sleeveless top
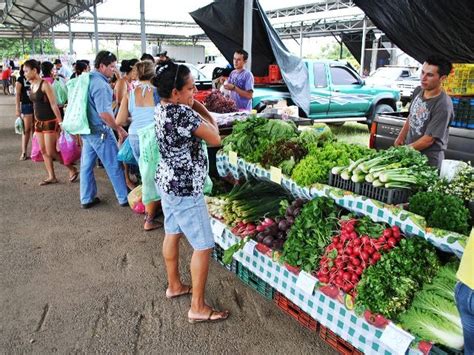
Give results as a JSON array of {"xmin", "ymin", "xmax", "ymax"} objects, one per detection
[
  {"xmin": 29, "ymin": 80, "xmax": 56, "ymax": 121},
  {"xmin": 128, "ymin": 84, "xmax": 159, "ymax": 135}
]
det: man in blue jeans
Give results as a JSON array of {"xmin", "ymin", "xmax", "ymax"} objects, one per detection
[{"xmin": 80, "ymin": 50, "xmax": 129, "ymax": 209}]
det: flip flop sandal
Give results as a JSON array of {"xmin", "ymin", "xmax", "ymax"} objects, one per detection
[
  {"xmin": 144, "ymin": 221, "xmax": 163, "ymax": 231},
  {"xmin": 166, "ymin": 286, "xmax": 192, "ymax": 299},
  {"xmin": 39, "ymin": 179, "xmax": 58, "ymax": 186},
  {"xmin": 188, "ymin": 309, "xmax": 229, "ymax": 324},
  {"xmin": 69, "ymin": 171, "xmax": 79, "ymax": 183},
  {"xmin": 19, "ymin": 153, "xmax": 27, "ymax": 161}
]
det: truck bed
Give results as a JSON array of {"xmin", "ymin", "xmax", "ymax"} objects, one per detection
[{"xmin": 371, "ymin": 112, "xmax": 474, "ymax": 162}]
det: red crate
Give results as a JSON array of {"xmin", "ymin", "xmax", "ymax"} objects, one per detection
[
  {"xmin": 268, "ymin": 64, "xmax": 282, "ymax": 82},
  {"xmin": 254, "ymin": 76, "xmax": 268, "ymax": 84},
  {"xmin": 193, "ymin": 89, "xmax": 211, "ymax": 103},
  {"xmin": 319, "ymin": 324, "xmax": 363, "ymax": 355},
  {"xmin": 274, "ymin": 292, "xmax": 318, "ymax": 332}
]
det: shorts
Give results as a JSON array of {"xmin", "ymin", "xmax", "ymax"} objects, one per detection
[
  {"xmin": 158, "ymin": 188, "xmax": 215, "ymax": 251},
  {"xmin": 2, "ymin": 79, "xmax": 9, "ymax": 88},
  {"xmin": 35, "ymin": 118, "xmax": 59, "ymax": 133},
  {"xmin": 21, "ymin": 104, "xmax": 34, "ymax": 115}
]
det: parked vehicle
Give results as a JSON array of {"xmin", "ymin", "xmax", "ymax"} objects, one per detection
[
  {"xmin": 253, "ymin": 60, "xmax": 402, "ymax": 125},
  {"xmin": 370, "ymin": 112, "xmax": 474, "ymax": 162}
]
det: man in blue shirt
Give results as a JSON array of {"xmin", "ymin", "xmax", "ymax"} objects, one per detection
[{"xmin": 80, "ymin": 50, "xmax": 129, "ymax": 208}]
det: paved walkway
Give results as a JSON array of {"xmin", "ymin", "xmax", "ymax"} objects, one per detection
[{"xmin": 0, "ymin": 95, "xmax": 334, "ymax": 354}]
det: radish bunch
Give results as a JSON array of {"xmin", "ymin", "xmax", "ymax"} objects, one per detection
[{"xmin": 316, "ymin": 219, "xmax": 402, "ymax": 295}]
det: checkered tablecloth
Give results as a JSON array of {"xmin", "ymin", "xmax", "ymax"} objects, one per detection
[
  {"xmin": 215, "ymin": 152, "xmax": 466, "ymax": 257},
  {"xmin": 210, "ymin": 218, "xmax": 423, "ymax": 355}
]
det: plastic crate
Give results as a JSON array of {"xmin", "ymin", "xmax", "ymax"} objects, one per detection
[
  {"xmin": 319, "ymin": 324, "xmax": 363, "ymax": 355},
  {"xmin": 274, "ymin": 292, "xmax": 318, "ymax": 332},
  {"xmin": 430, "ymin": 344, "xmax": 463, "ymax": 355},
  {"xmin": 211, "ymin": 244, "xmax": 238, "ymax": 274},
  {"xmin": 329, "ymin": 173, "xmax": 411, "ymax": 205},
  {"xmin": 237, "ymin": 264, "xmax": 275, "ymax": 300}
]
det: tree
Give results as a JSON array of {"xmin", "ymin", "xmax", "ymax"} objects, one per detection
[
  {"xmin": 308, "ymin": 41, "xmax": 359, "ymax": 70},
  {"xmin": 0, "ymin": 38, "xmax": 59, "ymax": 59}
]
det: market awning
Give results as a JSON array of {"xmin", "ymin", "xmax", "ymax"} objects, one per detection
[
  {"xmin": 190, "ymin": 0, "xmax": 311, "ymax": 115},
  {"xmin": 0, "ymin": 0, "xmax": 102, "ymax": 37},
  {"xmin": 353, "ymin": 0, "xmax": 474, "ymax": 63}
]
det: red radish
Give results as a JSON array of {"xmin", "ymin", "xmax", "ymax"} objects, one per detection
[
  {"xmin": 353, "ymin": 238, "xmax": 362, "ymax": 247},
  {"xmin": 256, "ymin": 224, "xmax": 265, "ymax": 232},
  {"xmin": 364, "ymin": 246, "xmax": 375, "ymax": 255},
  {"xmin": 355, "ymin": 266, "xmax": 364, "ymax": 275},
  {"xmin": 360, "ymin": 251, "xmax": 369, "ymax": 262},
  {"xmin": 383, "ymin": 229, "xmax": 392, "ymax": 239},
  {"xmin": 387, "ymin": 237, "xmax": 397, "ymax": 248},
  {"xmin": 351, "ymin": 274, "xmax": 359, "ymax": 283},
  {"xmin": 345, "ymin": 247, "xmax": 353, "ymax": 256},
  {"xmin": 372, "ymin": 252, "xmax": 381, "ymax": 261},
  {"xmin": 392, "ymin": 226, "xmax": 401, "ymax": 238},
  {"xmin": 361, "ymin": 235, "xmax": 370, "ymax": 244},
  {"xmin": 350, "ymin": 231, "xmax": 358, "ymax": 240},
  {"xmin": 351, "ymin": 257, "xmax": 361, "ymax": 266}
]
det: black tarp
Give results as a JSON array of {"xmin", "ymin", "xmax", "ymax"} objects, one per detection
[
  {"xmin": 190, "ymin": 0, "xmax": 310, "ymax": 114},
  {"xmin": 353, "ymin": 0, "xmax": 474, "ymax": 63}
]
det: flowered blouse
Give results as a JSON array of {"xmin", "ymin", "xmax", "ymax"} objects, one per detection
[{"xmin": 154, "ymin": 103, "xmax": 206, "ymax": 196}]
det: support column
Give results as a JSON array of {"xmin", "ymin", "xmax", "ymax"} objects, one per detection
[
  {"xmin": 140, "ymin": 0, "xmax": 146, "ymax": 54},
  {"xmin": 67, "ymin": 4, "xmax": 73, "ymax": 55},
  {"xmin": 243, "ymin": 0, "xmax": 253, "ymax": 70},
  {"xmin": 370, "ymin": 34, "xmax": 379, "ymax": 74},
  {"xmin": 93, "ymin": 0, "xmax": 99, "ymax": 54},
  {"xmin": 359, "ymin": 16, "xmax": 367, "ymax": 76},
  {"xmin": 299, "ymin": 21, "xmax": 303, "ymax": 58},
  {"xmin": 51, "ymin": 16, "xmax": 55, "ymax": 51},
  {"xmin": 115, "ymin": 36, "xmax": 120, "ymax": 60},
  {"xmin": 339, "ymin": 39, "xmax": 343, "ymax": 59}
]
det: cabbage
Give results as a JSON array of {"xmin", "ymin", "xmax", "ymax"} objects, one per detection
[{"xmin": 410, "ymin": 293, "xmax": 462, "ymax": 329}]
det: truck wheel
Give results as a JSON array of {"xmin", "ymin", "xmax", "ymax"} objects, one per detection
[{"xmin": 370, "ymin": 104, "xmax": 394, "ymax": 127}]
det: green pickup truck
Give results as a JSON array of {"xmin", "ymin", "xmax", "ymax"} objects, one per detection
[{"xmin": 253, "ymin": 60, "xmax": 402, "ymax": 125}]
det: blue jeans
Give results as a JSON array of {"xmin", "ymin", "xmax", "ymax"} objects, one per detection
[
  {"xmin": 455, "ymin": 281, "xmax": 474, "ymax": 354},
  {"xmin": 80, "ymin": 129, "xmax": 128, "ymax": 205}
]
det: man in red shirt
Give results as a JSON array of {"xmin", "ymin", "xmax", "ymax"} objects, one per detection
[{"xmin": 2, "ymin": 64, "xmax": 12, "ymax": 95}]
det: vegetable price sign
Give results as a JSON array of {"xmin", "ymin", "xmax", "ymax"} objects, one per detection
[
  {"xmin": 243, "ymin": 240, "xmax": 257, "ymax": 255},
  {"xmin": 211, "ymin": 221, "xmax": 225, "ymax": 237},
  {"xmin": 229, "ymin": 151, "xmax": 238, "ymax": 166},
  {"xmin": 270, "ymin": 166, "xmax": 282, "ymax": 185},
  {"xmin": 379, "ymin": 322, "xmax": 414, "ymax": 355},
  {"xmin": 295, "ymin": 270, "xmax": 318, "ymax": 295}
]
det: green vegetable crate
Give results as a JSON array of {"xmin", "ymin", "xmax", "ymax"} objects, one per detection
[
  {"xmin": 274, "ymin": 292, "xmax": 318, "ymax": 332},
  {"xmin": 430, "ymin": 344, "xmax": 463, "ymax": 355},
  {"xmin": 237, "ymin": 264, "xmax": 275, "ymax": 300},
  {"xmin": 212, "ymin": 244, "xmax": 238, "ymax": 274},
  {"xmin": 319, "ymin": 324, "xmax": 363, "ymax": 355},
  {"xmin": 329, "ymin": 173, "xmax": 411, "ymax": 205}
]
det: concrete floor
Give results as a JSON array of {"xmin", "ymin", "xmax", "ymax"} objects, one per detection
[{"xmin": 0, "ymin": 95, "xmax": 335, "ymax": 354}]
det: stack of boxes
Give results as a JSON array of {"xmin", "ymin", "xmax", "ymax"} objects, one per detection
[
  {"xmin": 444, "ymin": 64, "xmax": 474, "ymax": 129},
  {"xmin": 451, "ymin": 97, "xmax": 474, "ymax": 128}
]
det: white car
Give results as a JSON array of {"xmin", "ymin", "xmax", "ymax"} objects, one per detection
[{"xmin": 365, "ymin": 67, "xmax": 419, "ymax": 105}]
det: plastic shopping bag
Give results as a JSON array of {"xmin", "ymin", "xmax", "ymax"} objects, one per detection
[
  {"xmin": 31, "ymin": 134, "xmax": 43, "ymax": 162},
  {"xmin": 15, "ymin": 117, "xmax": 24, "ymax": 135},
  {"xmin": 53, "ymin": 79, "xmax": 68, "ymax": 105},
  {"xmin": 117, "ymin": 138, "xmax": 138, "ymax": 165},
  {"xmin": 138, "ymin": 124, "xmax": 161, "ymax": 204},
  {"xmin": 62, "ymin": 74, "xmax": 91, "ymax": 135},
  {"xmin": 58, "ymin": 131, "xmax": 81, "ymax": 165},
  {"xmin": 128, "ymin": 185, "xmax": 145, "ymax": 214}
]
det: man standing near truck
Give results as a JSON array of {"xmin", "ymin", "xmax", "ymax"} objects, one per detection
[
  {"xmin": 223, "ymin": 49, "xmax": 254, "ymax": 111},
  {"xmin": 394, "ymin": 55, "xmax": 453, "ymax": 168}
]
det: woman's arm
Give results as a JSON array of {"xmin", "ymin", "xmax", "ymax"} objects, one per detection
[
  {"xmin": 116, "ymin": 94, "xmax": 130, "ymax": 126},
  {"xmin": 15, "ymin": 81, "xmax": 22, "ymax": 117},
  {"xmin": 192, "ymin": 99, "xmax": 218, "ymax": 131},
  {"xmin": 115, "ymin": 79, "xmax": 127, "ymax": 107},
  {"xmin": 43, "ymin": 81, "xmax": 63, "ymax": 123}
]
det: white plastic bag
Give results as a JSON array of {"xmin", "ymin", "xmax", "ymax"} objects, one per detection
[{"xmin": 14, "ymin": 117, "xmax": 24, "ymax": 135}]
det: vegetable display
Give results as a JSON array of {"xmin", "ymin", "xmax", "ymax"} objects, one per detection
[
  {"xmin": 409, "ymin": 191, "xmax": 470, "ymax": 235},
  {"xmin": 204, "ymin": 90, "xmax": 238, "ymax": 113},
  {"xmin": 316, "ymin": 217, "xmax": 402, "ymax": 295},
  {"xmin": 260, "ymin": 139, "xmax": 307, "ymax": 175},
  {"xmin": 332, "ymin": 146, "xmax": 438, "ymax": 190},
  {"xmin": 281, "ymin": 197, "xmax": 339, "ymax": 272},
  {"xmin": 206, "ymin": 196, "xmax": 226, "ymax": 220},
  {"xmin": 399, "ymin": 262, "xmax": 463, "ymax": 350},
  {"xmin": 429, "ymin": 163, "xmax": 474, "ymax": 202},
  {"xmin": 355, "ymin": 237, "xmax": 440, "ymax": 319},
  {"xmin": 291, "ymin": 142, "xmax": 371, "ymax": 186}
]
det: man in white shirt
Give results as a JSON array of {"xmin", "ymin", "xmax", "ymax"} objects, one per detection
[{"xmin": 54, "ymin": 59, "xmax": 72, "ymax": 82}]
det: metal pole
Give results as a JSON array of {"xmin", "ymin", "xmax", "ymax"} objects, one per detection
[
  {"xmin": 339, "ymin": 40, "xmax": 343, "ymax": 59},
  {"xmin": 299, "ymin": 21, "xmax": 303, "ymax": 58},
  {"xmin": 93, "ymin": 0, "xmax": 99, "ymax": 54},
  {"xmin": 370, "ymin": 35, "xmax": 378, "ymax": 74},
  {"xmin": 243, "ymin": 0, "xmax": 253, "ymax": 71},
  {"xmin": 51, "ymin": 16, "xmax": 55, "ymax": 51},
  {"xmin": 140, "ymin": 0, "xmax": 146, "ymax": 54},
  {"xmin": 359, "ymin": 16, "xmax": 367, "ymax": 76},
  {"xmin": 67, "ymin": 4, "xmax": 73, "ymax": 55}
]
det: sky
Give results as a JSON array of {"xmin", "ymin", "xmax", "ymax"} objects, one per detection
[{"xmin": 53, "ymin": 0, "xmax": 344, "ymax": 59}]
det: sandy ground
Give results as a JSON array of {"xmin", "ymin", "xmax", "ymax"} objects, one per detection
[{"xmin": 0, "ymin": 95, "xmax": 334, "ymax": 354}]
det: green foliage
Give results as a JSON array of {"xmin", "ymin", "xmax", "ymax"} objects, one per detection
[
  {"xmin": 260, "ymin": 138, "xmax": 307, "ymax": 175},
  {"xmin": 281, "ymin": 197, "xmax": 339, "ymax": 272},
  {"xmin": 409, "ymin": 192, "xmax": 470, "ymax": 235},
  {"xmin": 429, "ymin": 164, "xmax": 474, "ymax": 202},
  {"xmin": 355, "ymin": 238, "xmax": 440, "ymax": 319},
  {"xmin": 0, "ymin": 38, "xmax": 58, "ymax": 58}
]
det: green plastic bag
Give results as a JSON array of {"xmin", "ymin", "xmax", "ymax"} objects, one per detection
[
  {"xmin": 62, "ymin": 74, "xmax": 91, "ymax": 135},
  {"xmin": 137, "ymin": 123, "xmax": 213, "ymax": 205},
  {"xmin": 53, "ymin": 79, "xmax": 68, "ymax": 105}
]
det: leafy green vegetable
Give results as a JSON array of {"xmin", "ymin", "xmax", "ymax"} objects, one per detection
[
  {"xmin": 260, "ymin": 139, "xmax": 307, "ymax": 175},
  {"xmin": 281, "ymin": 197, "xmax": 339, "ymax": 272},
  {"xmin": 429, "ymin": 164, "xmax": 474, "ymax": 202},
  {"xmin": 409, "ymin": 191, "xmax": 470, "ymax": 235},
  {"xmin": 353, "ymin": 215, "xmax": 385, "ymax": 238},
  {"xmin": 298, "ymin": 125, "xmax": 334, "ymax": 151},
  {"xmin": 355, "ymin": 238, "xmax": 440, "ymax": 319}
]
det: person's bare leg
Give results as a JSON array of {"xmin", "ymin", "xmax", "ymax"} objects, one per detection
[
  {"xmin": 20, "ymin": 114, "xmax": 33, "ymax": 158},
  {"xmin": 188, "ymin": 248, "xmax": 229, "ymax": 321},
  {"xmin": 144, "ymin": 200, "xmax": 162, "ymax": 230},
  {"xmin": 38, "ymin": 133, "xmax": 56, "ymax": 182},
  {"xmin": 124, "ymin": 163, "xmax": 136, "ymax": 190},
  {"xmin": 163, "ymin": 234, "xmax": 190, "ymax": 297}
]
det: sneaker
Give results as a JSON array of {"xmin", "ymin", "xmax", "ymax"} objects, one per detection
[
  {"xmin": 119, "ymin": 201, "xmax": 129, "ymax": 207},
  {"xmin": 81, "ymin": 197, "xmax": 101, "ymax": 209}
]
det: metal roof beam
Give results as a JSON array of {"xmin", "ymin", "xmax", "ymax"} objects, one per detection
[
  {"xmin": 13, "ymin": 3, "xmax": 48, "ymax": 31},
  {"xmin": 36, "ymin": 0, "xmax": 64, "ymax": 23}
]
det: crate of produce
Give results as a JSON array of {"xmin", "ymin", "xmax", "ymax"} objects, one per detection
[
  {"xmin": 319, "ymin": 324, "xmax": 363, "ymax": 355},
  {"xmin": 274, "ymin": 292, "xmax": 318, "ymax": 332},
  {"xmin": 329, "ymin": 173, "xmax": 411, "ymax": 205},
  {"xmin": 237, "ymin": 263, "xmax": 275, "ymax": 300},
  {"xmin": 430, "ymin": 344, "xmax": 464, "ymax": 355},
  {"xmin": 211, "ymin": 244, "xmax": 238, "ymax": 274},
  {"xmin": 443, "ymin": 63, "xmax": 474, "ymax": 96}
]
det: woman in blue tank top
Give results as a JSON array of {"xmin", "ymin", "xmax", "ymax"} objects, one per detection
[{"xmin": 117, "ymin": 60, "xmax": 162, "ymax": 231}]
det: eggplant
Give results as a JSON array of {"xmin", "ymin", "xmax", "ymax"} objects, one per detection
[{"xmin": 263, "ymin": 236, "xmax": 274, "ymax": 247}]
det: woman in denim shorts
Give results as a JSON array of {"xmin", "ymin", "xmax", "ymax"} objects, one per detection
[
  {"xmin": 153, "ymin": 61, "xmax": 229, "ymax": 323},
  {"xmin": 15, "ymin": 65, "xmax": 34, "ymax": 160}
]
